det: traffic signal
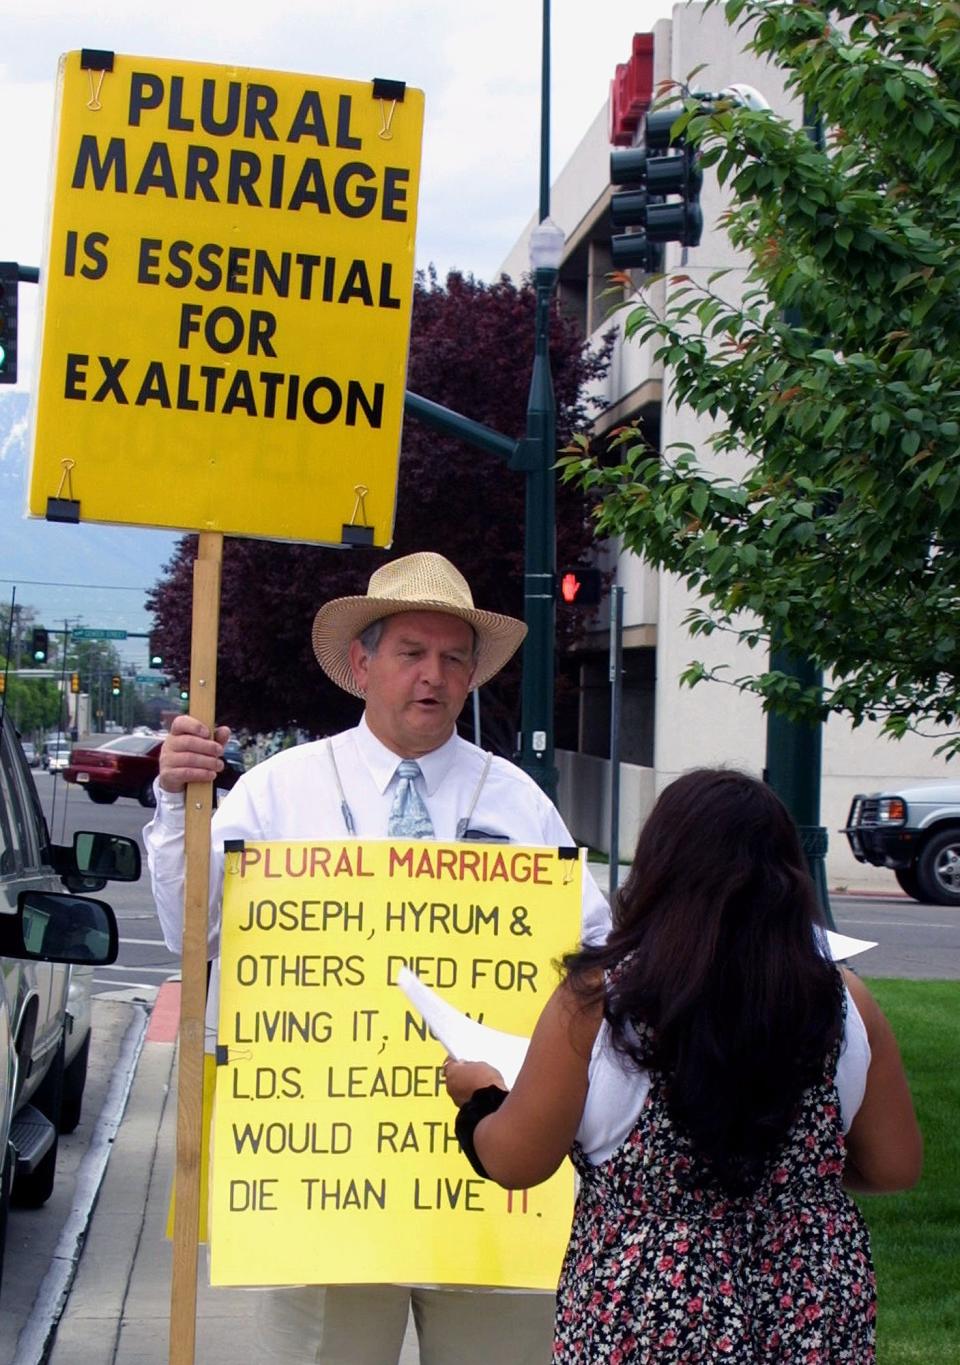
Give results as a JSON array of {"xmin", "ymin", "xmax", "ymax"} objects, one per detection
[
  {"xmin": 179, "ymin": 688, "xmax": 189, "ymax": 701},
  {"xmin": 149, "ymin": 633, "xmax": 163, "ymax": 668},
  {"xmin": 559, "ymin": 567, "xmax": 603, "ymax": 607},
  {"xmin": 31, "ymin": 627, "xmax": 49, "ymax": 663},
  {"xmin": 610, "ymin": 106, "xmax": 703, "ymax": 272},
  {"xmin": 0, "ymin": 263, "xmax": 17, "ymax": 385},
  {"xmin": 70, "ymin": 671, "xmax": 81, "ymax": 694},
  {"xmin": 111, "ymin": 675, "xmax": 122, "ymax": 696}
]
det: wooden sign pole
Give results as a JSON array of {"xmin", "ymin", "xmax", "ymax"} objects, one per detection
[{"xmin": 169, "ymin": 531, "xmax": 223, "ymax": 1365}]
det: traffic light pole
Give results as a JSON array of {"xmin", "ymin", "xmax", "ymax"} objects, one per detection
[
  {"xmin": 763, "ymin": 106, "xmax": 834, "ymax": 928},
  {"xmin": 0, "ymin": 264, "xmax": 39, "ymax": 386},
  {"xmin": 405, "ymin": 0, "xmax": 561, "ymax": 801},
  {"xmin": 764, "ymin": 641, "xmax": 834, "ymax": 929},
  {"xmin": 514, "ymin": 0, "xmax": 560, "ymax": 802},
  {"xmin": 608, "ymin": 585, "xmax": 625, "ymax": 901},
  {"xmin": 517, "ymin": 262, "xmax": 559, "ymax": 801}
]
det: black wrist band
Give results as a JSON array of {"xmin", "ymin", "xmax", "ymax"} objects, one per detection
[{"xmin": 455, "ymin": 1085, "xmax": 509, "ymax": 1180}]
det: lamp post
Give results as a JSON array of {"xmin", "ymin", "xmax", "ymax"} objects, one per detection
[
  {"xmin": 401, "ymin": 0, "xmax": 563, "ymax": 800},
  {"xmin": 517, "ymin": 217, "xmax": 564, "ymax": 802}
]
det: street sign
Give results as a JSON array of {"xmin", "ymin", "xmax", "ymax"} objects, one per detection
[
  {"xmin": 30, "ymin": 52, "xmax": 424, "ymax": 547},
  {"xmin": 71, "ymin": 627, "xmax": 128, "ymax": 640},
  {"xmin": 136, "ymin": 673, "xmax": 167, "ymax": 683}
]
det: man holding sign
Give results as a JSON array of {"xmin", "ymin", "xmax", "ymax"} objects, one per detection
[{"xmin": 146, "ymin": 551, "xmax": 610, "ymax": 1365}]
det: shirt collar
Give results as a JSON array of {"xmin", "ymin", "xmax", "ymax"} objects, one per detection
[{"xmin": 356, "ymin": 714, "xmax": 460, "ymax": 796}]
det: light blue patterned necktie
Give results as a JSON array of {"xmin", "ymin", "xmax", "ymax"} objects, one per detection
[{"xmin": 387, "ymin": 760, "xmax": 435, "ymax": 839}]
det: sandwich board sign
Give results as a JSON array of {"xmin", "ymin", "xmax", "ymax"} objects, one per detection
[{"xmin": 29, "ymin": 51, "xmax": 423, "ymax": 548}]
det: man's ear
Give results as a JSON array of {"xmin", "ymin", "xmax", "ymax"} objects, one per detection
[{"xmin": 348, "ymin": 638, "xmax": 369, "ymax": 693}]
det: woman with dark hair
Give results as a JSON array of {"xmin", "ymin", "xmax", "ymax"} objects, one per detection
[{"xmin": 444, "ymin": 768, "xmax": 921, "ymax": 1363}]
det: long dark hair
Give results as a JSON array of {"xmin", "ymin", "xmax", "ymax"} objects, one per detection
[{"xmin": 566, "ymin": 768, "xmax": 842, "ymax": 1191}]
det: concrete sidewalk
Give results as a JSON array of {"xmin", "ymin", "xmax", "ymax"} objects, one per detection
[{"xmin": 46, "ymin": 982, "xmax": 419, "ymax": 1365}]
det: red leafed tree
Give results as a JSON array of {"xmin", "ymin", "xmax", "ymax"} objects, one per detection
[{"xmin": 147, "ymin": 268, "xmax": 611, "ymax": 752}]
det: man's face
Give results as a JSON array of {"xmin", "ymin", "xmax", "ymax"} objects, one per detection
[{"xmin": 348, "ymin": 611, "xmax": 477, "ymax": 758}]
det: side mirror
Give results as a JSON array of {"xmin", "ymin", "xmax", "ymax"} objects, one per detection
[
  {"xmin": 73, "ymin": 831, "xmax": 142, "ymax": 883},
  {"xmin": 1, "ymin": 892, "xmax": 119, "ymax": 965},
  {"xmin": 51, "ymin": 832, "xmax": 142, "ymax": 885}
]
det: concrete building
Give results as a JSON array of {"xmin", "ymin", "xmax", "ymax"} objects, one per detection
[{"xmin": 501, "ymin": 2, "xmax": 954, "ymax": 888}]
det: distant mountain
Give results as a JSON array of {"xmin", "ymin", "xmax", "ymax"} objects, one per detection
[{"xmin": 0, "ymin": 390, "xmax": 181, "ymax": 663}]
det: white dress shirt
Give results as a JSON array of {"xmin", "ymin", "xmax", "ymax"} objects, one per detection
[{"xmin": 145, "ymin": 717, "xmax": 611, "ymax": 1045}]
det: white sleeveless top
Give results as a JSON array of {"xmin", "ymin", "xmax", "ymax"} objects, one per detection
[{"xmin": 576, "ymin": 985, "xmax": 871, "ymax": 1165}]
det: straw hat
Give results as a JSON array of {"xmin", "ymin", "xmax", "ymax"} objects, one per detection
[{"xmin": 312, "ymin": 552, "xmax": 528, "ymax": 697}]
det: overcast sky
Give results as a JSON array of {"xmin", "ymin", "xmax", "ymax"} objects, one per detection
[{"xmin": 0, "ymin": 0, "xmax": 679, "ymax": 387}]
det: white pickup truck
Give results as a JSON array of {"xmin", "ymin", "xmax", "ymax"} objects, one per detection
[{"xmin": 843, "ymin": 782, "xmax": 960, "ymax": 905}]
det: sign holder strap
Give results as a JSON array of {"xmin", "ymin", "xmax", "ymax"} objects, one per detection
[{"xmin": 169, "ymin": 530, "xmax": 222, "ymax": 1365}]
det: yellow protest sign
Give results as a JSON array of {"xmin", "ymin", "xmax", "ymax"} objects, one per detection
[
  {"xmin": 208, "ymin": 839, "xmax": 583, "ymax": 1289},
  {"xmin": 30, "ymin": 52, "xmax": 423, "ymax": 546}
]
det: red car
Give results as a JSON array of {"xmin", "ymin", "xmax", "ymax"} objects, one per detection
[{"xmin": 64, "ymin": 735, "xmax": 241, "ymax": 807}]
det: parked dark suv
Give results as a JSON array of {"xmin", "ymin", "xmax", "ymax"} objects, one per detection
[{"xmin": 0, "ymin": 710, "xmax": 136, "ymax": 1292}]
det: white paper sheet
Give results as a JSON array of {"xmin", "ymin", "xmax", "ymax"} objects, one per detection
[
  {"xmin": 396, "ymin": 966, "xmax": 530, "ymax": 1087},
  {"xmin": 824, "ymin": 928, "xmax": 877, "ymax": 961}
]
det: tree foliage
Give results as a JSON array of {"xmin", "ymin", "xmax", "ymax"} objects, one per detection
[
  {"xmin": 148, "ymin": 269, "xmax": 610, "ymax": 750},
  {"xmin": 0, "ymin": 605, "xmax": 63, "ymax": 737},
  {"xmin": 561, "ymin": 0, "xmax": 960, "ymax": 752},
  {"xmin": 0, "ymin": 665, "xmax": 62, "ymax": 738}
]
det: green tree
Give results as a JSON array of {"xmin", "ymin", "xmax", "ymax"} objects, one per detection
[
  {"xmin": 0, "ymin": 658, "xmax": 63, "ymax": 737},
  {"xmin": 0, "ymin": 605, "xmax": 64, "ymax": 736},
  {"xmin": 562, "ymin": 0, "xmax": 960, "ymax": 753}
]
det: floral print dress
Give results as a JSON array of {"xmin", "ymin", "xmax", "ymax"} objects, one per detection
[{"xmin": 554, "ymin": 1020, "xmax": 876, "ymax": 1362}]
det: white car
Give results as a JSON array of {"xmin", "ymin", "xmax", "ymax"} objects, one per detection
[{"xmin": 43, "ymin": 741, "xmax": 71, "ymax": 773}]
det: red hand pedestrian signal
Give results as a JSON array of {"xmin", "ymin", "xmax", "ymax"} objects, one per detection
[
  {"xmin": 558, "ymin": 567, "xmax": 602, "ymax": 607},
  {"xmin": 561, "ymin": 572, "xmax": 580, "ymax": 603}
]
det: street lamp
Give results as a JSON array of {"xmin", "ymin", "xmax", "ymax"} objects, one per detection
[
  {"xmin": 517, "ymin": 217, "xmax": 565, "ymax": 801},
  {"xmin": 400, "ymin": 2, "xmax": 563, "ymax": 801}
]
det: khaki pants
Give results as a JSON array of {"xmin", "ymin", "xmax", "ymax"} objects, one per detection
[{"xmin": 257, "ymin": 1284, "xmax": 555, "ymax": 1364}]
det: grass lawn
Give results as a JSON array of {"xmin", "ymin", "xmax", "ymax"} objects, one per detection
[{"xmin": 858, "ymin": 978, "xmax": 959, "ymax": 1364}]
